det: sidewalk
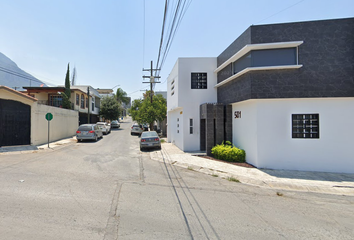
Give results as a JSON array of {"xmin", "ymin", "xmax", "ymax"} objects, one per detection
[
  {"xmin": 0, "ymin": 137, "xmax": 77, "ymax": 155},
  {"xmin": 151, "ymin": 142, "xmax": 354, "ymax": 196}
]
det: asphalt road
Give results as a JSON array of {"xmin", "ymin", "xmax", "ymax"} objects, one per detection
[{"xmin": 0, "ymin": 118, "xmax": 353, "ymax": 239}]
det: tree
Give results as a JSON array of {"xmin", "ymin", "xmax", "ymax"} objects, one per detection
[
  {"xmin": 116, "ymin": 88, "xmax": 130, "ymax": 105},
  {"xmin": 99, "ymin": 96, "xmax": 122, "ymax": 120},
  {"xmin": 130, "ymin": 93, "xmax": 167, "ymax": 130},
  {"xmin": 62, "ymin": 63, "xmax": 72, "ymax": 109},
  {"xmin": 130, "ymin": 99, "xmax": 143, "ymax": 123}
]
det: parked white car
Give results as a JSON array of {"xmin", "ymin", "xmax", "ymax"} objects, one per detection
[
  {"xmin": 97, "ymin": 122, "xmax": 111, "ymax": 135},
  {"xmin": 131, "ymin": 123, "xmax": 144, "ymax": 136}
]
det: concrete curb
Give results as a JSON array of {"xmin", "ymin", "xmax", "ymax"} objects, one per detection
[{"xmin": 150, "ymin": 143, "xmax": 354, "ymax": 196}]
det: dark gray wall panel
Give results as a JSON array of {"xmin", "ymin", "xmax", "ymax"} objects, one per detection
[{"xmin": 216, "ymin": 18, "xmax": 354, "ymax": 104}]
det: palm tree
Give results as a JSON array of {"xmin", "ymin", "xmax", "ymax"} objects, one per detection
[{"xmin": 116, "ymin": 88, "xmax": 129, "ymax": 105}]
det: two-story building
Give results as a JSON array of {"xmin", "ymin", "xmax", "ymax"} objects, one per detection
[
  {"xmin": 167, "ymin": 17, "xmax": 354, "ymax": 173},
  {"xmin": 167, "ymin": 58, "xmax": 217, "ymax": 151},
  {"xmin": 23, "ymin": 85, "xmax": 101, "ymax": 124}
]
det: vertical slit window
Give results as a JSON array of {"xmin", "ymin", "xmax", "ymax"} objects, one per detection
[{"xmin": 190, "ymin": 119, "xmax": 193, "ymax": 134}]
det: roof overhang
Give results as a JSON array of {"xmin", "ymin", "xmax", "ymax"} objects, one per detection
[
  {"xmin": 23, "ymin": 86, "xmax": 66, "ymax": 93},
  {"xmin": 214, "ymin": 41, "xmax": 304, "ymax": 73},
  {"xmin": 0, "ymin": 85, "xmax": 37, "ymax": 101},
  {"xmin": 215, "ymin": 65, "xmax": 303, "ymax": 88}
]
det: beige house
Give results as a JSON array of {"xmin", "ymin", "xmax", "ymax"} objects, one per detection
[
  {"xmin": 0, "ymin": 85, "xmax": 78, "ymax": 147},
  {"xmin": 23, "ymin": 85, "xmax": 101, "ymax": 124}
]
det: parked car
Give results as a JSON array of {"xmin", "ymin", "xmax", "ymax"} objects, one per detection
[
  {"xmin": 143, "ymin": 123, "xmax": 149, "ymax": 131},
  {"xmin": 131, "ymin": 123, "xmax": 144, "ymax": 135},
  {"xmin": 97, "ymin": 122, "xmax": 111, "ymax": 134},
  {"xmin": 111, "ymin": 120, "xmax": 120, "ymax": 128},
  {"xmin": 76, "ymin": 124, "xmax": 103, "ymax": 142},
  {"xmin": 140, "ymin": 131, "xmax": 161, "ymax": 151}
]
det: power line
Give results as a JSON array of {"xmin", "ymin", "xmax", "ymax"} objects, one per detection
[
  {"xmin": 154, "ymin": 0, "xmax": 192, "ymax": 78},
  {"xmin": 254, "ymin": 0, "xmax": 306, "ymax": 25},
  {"xmin": 0, "ymin": 66, "xmax": 44, "ymax": 85},
  {"xmin": 142, "ymin": 0, "xmax": 146, "ymax": 70}
]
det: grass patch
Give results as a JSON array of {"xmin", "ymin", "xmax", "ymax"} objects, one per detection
[
  {"xmin": 187, "ymin": 166, "xmax": 194, "ymax": 171},
  {"xmin": 160, "ymin": 139, "xmax": 166, "ymax": 143},
  {"xmin": 227, "ymin": 177, "xmax": 240, "ymax": 183},
  {"xmin": 212, "ymin": 174, "xmax": 219, "ymax": 177},
  {"xmin": 276, "ymin": 192, "xmax": 284, "ymax": 196}
]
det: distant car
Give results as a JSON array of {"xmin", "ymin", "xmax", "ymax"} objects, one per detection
[
  {"xmin": 140, "ymin": 131, "xmax": 161, "ymax": 151},
  {"xmin": 111, "ymin": 120, "xmax": 120, "ymax": 128},
  {"xmin": 76, "ymin": 124, "xmax": 103, "ymax": 142},
  {"xmin": 131, "ymin": 123, "xmax": 144, "ymax": 136},
  {"xmin": 97, "ymin": 122, "xmax": 110, "ymax": 134},
  {"xmin": 143, "ymin": 124, "xmax": 149, "ymax": 131}
]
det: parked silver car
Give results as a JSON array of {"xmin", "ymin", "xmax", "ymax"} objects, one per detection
[
  {"xmin": 140, "ymin": 131, "xmax": 161, "ymax": 151},
  {"xmin": 131, "ymin": 123, "xmax": 144, "ymax": 135},
  {"xmin": 76, "ymin": 124, "xmax": 103, "ymax": 142},
  {"xmin": 97, "ymin": 122, "xmax": 111, "ymax": 134},
  {"xmin": 111, "ymin": 120, "xmax": 120, "ymax": 128}
]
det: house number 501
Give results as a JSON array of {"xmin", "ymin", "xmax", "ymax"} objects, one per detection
[{"xmin": 234, "ymin": 111, "xmax": 241, "ymax": 119}]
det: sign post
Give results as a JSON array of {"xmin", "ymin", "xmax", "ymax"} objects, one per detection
[{"xmin": 45, "ymin": 113, "xmax": 53, "ymax": 148}]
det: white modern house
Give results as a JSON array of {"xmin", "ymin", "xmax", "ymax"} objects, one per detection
[
  {"xmin": 166, "ymin": 18, "xmax": 354, "ymax": 173},
  {"xmin": 167, "ymin": 58, "xmax": 217, "ymax": 152}
]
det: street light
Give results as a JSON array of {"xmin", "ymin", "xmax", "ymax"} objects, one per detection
[{"xmin": 111, "ymin": 84, "xmax": 120, "ymax": 90}]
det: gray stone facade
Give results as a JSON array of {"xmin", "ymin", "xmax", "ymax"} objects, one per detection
[
  {"xmin": 217, "ymin": 17, "xmax": 354, "ymax": 105},
  {"xmin": 200, "ymin": 103, "xmax": 232, "ymax": 156}
]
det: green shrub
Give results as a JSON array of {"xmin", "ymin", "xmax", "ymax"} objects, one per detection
[{"xmin": 211, "ymin": 141, "xmax": 245, "ymax": 162}]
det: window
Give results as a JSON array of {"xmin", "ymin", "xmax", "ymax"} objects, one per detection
[
  {"xmin": 189, "ymin": 119, "xmax": 193, "ymax": 134},
  {"xmin": 92, "ymin": 97, "xmax": 95, "ymax": 111},
  {"xmin": 76, "ymin": 94, "xmax": 79, "ymax": 105},
  {"xmin": 81, "ymin": 94, "xmax": 85, "ymax": 108},
  {"xmin": 86, "ymin": 97, "xmax": 88, "ymax": 108},
  {"xmin": 292, "ymin": 114, "xmax": 319, "ymax": 139},
  {"xmin": 50, "ymin": 95, "xmax": 63, "ymax": 107},
  {"xmin": 233, "ymin": 48, "xmax": 297, "ymax": 74},
  {"xmin": 191, "ymin": 73, "xmax": 207, "ymax": 89}
]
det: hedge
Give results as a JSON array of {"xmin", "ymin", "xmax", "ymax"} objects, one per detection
[{"xmin": 211, "ymin": 141, "xmax": 246, "ymax": 162}]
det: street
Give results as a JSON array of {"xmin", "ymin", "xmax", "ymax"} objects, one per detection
[{"xmin": 0, "ymin": 118, "xmax": 353, "ymax": 240}]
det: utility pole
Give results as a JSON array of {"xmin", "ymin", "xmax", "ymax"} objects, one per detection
[
  {"xmin": 143, "ymin": 61, "xmax": 161, "ymax": 103},
  {"xmin": 87, "ymin": 86, "xmax": 90, "ymax": 124}
]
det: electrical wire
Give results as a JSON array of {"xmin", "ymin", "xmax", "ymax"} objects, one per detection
[
  {"xmin": 254, "ymin": 0, "xmax": 306, "ymax": 25},
  {"xmin": 0, "ymin": 66, "xmax": 45, "ymax": 85},
  {"xmin": 154, "ymin": 0, "xmax": 192, "ymax": 79},
  {"xmin": 142, "ymin": 0, "xmax": 146, "ymax": 70}
]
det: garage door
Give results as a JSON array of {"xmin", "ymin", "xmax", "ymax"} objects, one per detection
[{"xmin": 0, "ymin": 99, "xmax": 31, "ymax": 146}]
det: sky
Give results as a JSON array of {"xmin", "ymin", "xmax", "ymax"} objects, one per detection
[{"xmin": 0, "ymin": 0, "xmax": 353, "ymax": 100}]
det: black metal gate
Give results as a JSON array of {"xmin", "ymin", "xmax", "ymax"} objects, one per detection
[{"xmin": 0, "ymin": 99, "xmax": 31, "ymax": 147}]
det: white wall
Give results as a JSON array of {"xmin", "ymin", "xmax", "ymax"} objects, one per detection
[
  {"xmin": 167, "ymin": 58, "xmax": 217, "ymax": 151},
  {"xmin": 167, "ymin": 109, "xmax": 184, "ymax": 150},
  {"xmin": 233, "ymin": 98, "xmax": 354, "ymax": 173},
  {"xmin": 232, "ymin": 100, "xmax": 258, "ymax": 166},
  {"xmin": 32, "ymin": 104, "xmax": 78, "ymax": 145},
  {"xmin": 167, "ymin": 60, "xmax": 179, "ymax": 112}
]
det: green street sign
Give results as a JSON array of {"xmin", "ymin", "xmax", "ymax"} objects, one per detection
[{"xmin": 45, "ymin": 113, "xmax": 53, "ymax": 121}]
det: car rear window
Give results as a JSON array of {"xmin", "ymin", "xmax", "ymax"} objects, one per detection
[
  {"xmin": 78, "ymin": 125, "xmax": 92, "ymax": 131},
  {"xmin": 141, "ymin": 132, "xmax": 158, "ymax": 137}
]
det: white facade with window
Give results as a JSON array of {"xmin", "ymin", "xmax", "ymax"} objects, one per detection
[
  {"xmin": 167, "ymin": 58, "xmax": 217, "ymax": 151},
  {"xmin": 232, "ymin": 98, "xmax": 354, "ymax": 173}
]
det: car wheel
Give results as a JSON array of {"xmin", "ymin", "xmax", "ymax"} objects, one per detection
[{"xmin": 140, "ymin": 147, "xmax": 143, "ymax": 151}]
